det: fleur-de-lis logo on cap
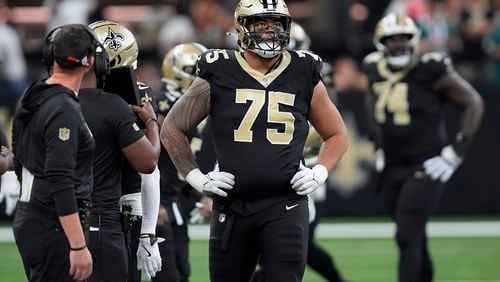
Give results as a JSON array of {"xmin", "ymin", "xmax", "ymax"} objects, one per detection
[{"xmin": 103, "ymin": 27, "xmax": 124, "ymax": 51}]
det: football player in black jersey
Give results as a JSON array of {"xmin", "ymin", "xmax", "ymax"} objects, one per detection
[
  {"xmin": 88, "ymin": 21, "xmax": 162, "ymax": 282},
  {"xmin": 160, "ymin": 0, "xmax": 348, "ymax": 281},
  {"xmin": 12, "ymin": 24, "xmax": 95, "ymax": 281},
  {"xmin": 153, "ymin": 42, "xmax": 212, "ymax": 282},
  {"xmin": 252, "ymin": 21, "xmax": 347, "ymax": 282},
  {"xmin": 362, "ymin": 14, "xmax": 484, "ymax": 282}
]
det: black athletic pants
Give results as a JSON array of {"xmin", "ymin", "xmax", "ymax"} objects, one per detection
[
  {"xmin": 211, "ymin": 197, "xmax": 309, "ymax": 282},
  {"xmin": 87, "ymin": 212, "xmax": 129, "ymax": 282},
  {"xmin": 13, "ymin": 202, "xmax": 76, "ymax": 282},
  {"xmin": 379, "ymin": 165, "xmax": 444, "ymax": 282}
]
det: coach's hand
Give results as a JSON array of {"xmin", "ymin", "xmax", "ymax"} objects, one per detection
[
  {"xmin": 291, "ymin": 163, "xmax": 328, "ymax": 195},
  {"xmin": 137, "ymin": 234, "xmax": 164, "ymax": 280},
  {"xmin": 69, "ymin": 247, "xmax": 92, "ymax": 281},
  {"xmin": 423, "ymin": 145, "xmax": 462, "ymax": 183},
  {"xmin": 186, "ymin": 168, "xmax": 235, "ymax": 197}
]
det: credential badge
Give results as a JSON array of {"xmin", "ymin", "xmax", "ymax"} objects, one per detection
[{"xmin": 58, "ymin": 128, "xmax": 70, "ymax": 141}]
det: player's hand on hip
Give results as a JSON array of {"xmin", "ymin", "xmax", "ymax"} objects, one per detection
[
  {"xmin": 69, "ymin": 247, "xmax": 92, "ymax": 281},
  {"xmin": 186, "ymin": 168, "xmax": 235, "ymax": 197},
  {"xmin": 291, "ymin": 163, "xmax": 328, "ymax": 195},
  {"xmin": 137, "ymin": 235, "xmax": 164, "ymax": 280},
  {"xmin": 423, "ymin": 145, "xmax": 462, "ymax": 183}
]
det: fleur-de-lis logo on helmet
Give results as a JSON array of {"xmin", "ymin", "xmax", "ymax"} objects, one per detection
[{"xmin": 104, "ymin": 27, "xmax": 124, "ymax": 51}]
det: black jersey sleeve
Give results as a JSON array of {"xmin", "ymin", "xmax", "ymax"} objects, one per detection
[
  {"xmin": 44, "ymin": 101, "xmax": 81, "ymax": 216},
  {"xmin": 109, "ymin": 95, "xmax": 144, "ymax": 148},
  {"xmin": 420, "ymin": 52, "xmax": 454, "ymax": 83},
  {"xmin": 196, "ymin": 49, "xmax": 217, "ymax": 81}
]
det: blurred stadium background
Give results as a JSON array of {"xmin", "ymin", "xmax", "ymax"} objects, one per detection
[{"xmin": 0, "ymin": 0, "xmax": 499, "ymax": 281}]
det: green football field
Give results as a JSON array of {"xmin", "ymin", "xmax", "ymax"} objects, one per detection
[{"xmin": 1, "ymin": 237, "xmax": 499, "ymax": 282}]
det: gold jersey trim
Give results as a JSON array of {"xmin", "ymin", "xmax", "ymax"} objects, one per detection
[{"xmin": 235, "ymin": 51, "xmax": 291, "ymax": 88}]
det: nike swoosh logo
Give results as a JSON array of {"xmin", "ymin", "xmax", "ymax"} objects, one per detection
[
  {"xmin": 142, "ymin": 246, "xmax": 152, "ymax": 257},
  {"xmin": 285, "ymin": 204, "xmax": 299, "ymax": 211},
  {"xmin": 138, "ymin": 85, "xmax": 149, "ymax": 90}
]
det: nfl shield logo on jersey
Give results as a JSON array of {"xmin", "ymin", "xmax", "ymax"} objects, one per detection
[{"xmin": 58, "ymin": 128, "xmax": 70, "ymax": 141}]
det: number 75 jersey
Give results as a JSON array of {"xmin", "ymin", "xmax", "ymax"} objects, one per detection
[
  {"xmin": 196, "ymin": 49, "xmax": 323, "ymax": 199},
  {"xmin": 362, "ymin": 51, "xmax": 454, "ymax": 164}
]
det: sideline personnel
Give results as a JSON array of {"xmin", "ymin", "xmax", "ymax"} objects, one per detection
[{"xmin": 12, "ymin": 24, "xmax": 103, "ymax": 281}]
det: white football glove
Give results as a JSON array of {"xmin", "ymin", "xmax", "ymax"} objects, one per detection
[
  {"xmin": 290, "ymin": 163, "xmax": 328, "ymax": 196},
  {"xmin": 375, "ymin": 148, "xmax": 385, "ymax": 173},
  {"xmin": 423, "ymin": 145, "xmax": 462, "ymax": 183},
  {"xmin": 307, "ymin": 195, "xmax": 316, "ymax": 223},
  {"xmin": 185, "ymin": 168, "xmax": 235, "ymax": 197},
  {"xmin": 137, "ymin": 235, "xmax": 164, "ymax": 280},
  {"xmin": 190, "ymin": 202, "xmax": 205, "ymax": 224}
]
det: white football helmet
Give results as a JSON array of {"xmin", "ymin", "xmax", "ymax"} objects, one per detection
[
  {"xmin": 288, "ymin": 21, "xmax": 311, "ymax": 50},
  {"xmin": 234, "ymin": 0, "xmax": 292, "ymax": 58},
  {"xmin": 161, "ymin": 42, "xmax": 207, "ymax": 93},
  {"xmin": 89, "ymin": 20, "xmax": 139, "ymax": 69},
  {"xmin": 373, "ymin": 14, "xmax": 420, "ymax": 68}
]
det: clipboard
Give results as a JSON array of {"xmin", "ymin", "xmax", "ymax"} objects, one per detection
[{"xmin": 103, "ymin": 65, "xmax": 141, "ymax": 106}]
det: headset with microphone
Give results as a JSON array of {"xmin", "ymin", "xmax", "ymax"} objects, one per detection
[{"xmin": 42, "ymin": 23, "xmax": 110, "ymax": 82}]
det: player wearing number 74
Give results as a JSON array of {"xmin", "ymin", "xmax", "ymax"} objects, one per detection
[
  {"xmin": 362, "ymin": 13, "xmax": 483, "ymax": 282},
  {"xmin": 160, "ymin": 0, "xmax": 347, "ymax": 280}
]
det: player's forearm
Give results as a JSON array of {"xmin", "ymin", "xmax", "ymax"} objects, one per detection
[
  {"xmin": 160, "ymin": 78, "xmax": 211, "ymax": 177},
  {"xmin": 316, "ymin": 131, "xmax": 348, "ymax": 172},
  {"xmin": 140, "ymin": 168, "xmax": 160, "ymax": 235},
  {"xmin": 144, "ymin": 120, "xmax": 161, "ymax": 159},
  {"xmin": 460, "ymin": 93, "xmax": 484, "ymax": 139},
  {"xmin": 161, "ymin": 118, "xmax": 198, "ymax": 177},
  {"xmin": 59, "ymin": 212, "xmax": 86, "ymax": 249}
]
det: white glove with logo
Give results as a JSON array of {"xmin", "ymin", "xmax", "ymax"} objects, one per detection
[
  {"xmin": 186, "ymin": 168, "xmax": 235, "ymax": 197},
  {"xmin": 423, "ymin": 145, "xmax": 462, "ymax": 183},
  {"xmin": 137, "ymin": 235, "xmax": 164, "ymax": 280},
  {"xmin": 291, "ymin": 163, "xmax": 328, "ymax": 196},
  {"xmin": 375, "ymin": 148, "xmax": 385, "ymax": 173}
]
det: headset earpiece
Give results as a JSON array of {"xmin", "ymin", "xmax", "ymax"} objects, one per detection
[{"xmin": 41, "ymin": 24, "xmax": 110, "ymax": 79}]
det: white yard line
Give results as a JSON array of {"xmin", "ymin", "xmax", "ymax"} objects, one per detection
[{"xmin": 0, "ymin": 221, "xmax": 498, "ymax": 242}]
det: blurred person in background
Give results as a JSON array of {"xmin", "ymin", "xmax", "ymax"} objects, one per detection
[
  {"xmin": 0, "ymin": 125, "xmax": 12, "ymax": 177},
  {"xmin": 87, "ymin": 20, "xmax": 162, "ymax": 282},
  {"xmin": 189, "ymin": 0, "xmax": 234, "ymax": 48},
  {"xmin": 0, "ymin": 0, "xmax": 28, "ymax": 118},
  {"xmin": 12, "ymin": 24, "xmax": 97, "ymax": 282},
  {"xmin": 153, "ymin": 42, "xmax": 213, "ymax": 282},
  {"xmin": 484, "ymin": 0, "xmax": 500, "ymax": 87},
  {"xmin": 161, "ymin": 0, "xmax": 348, "ymax": 280},
  {"xmin": 363, "ymin": 14, "xmax": 484, "ymax": 282},
  {"xmin": 44, "ymin": 0, "xmax": 97, "ymax": 30},
  {"xmin": 456, "ymin": 0, "xmax": 493, "ymax": 80}
]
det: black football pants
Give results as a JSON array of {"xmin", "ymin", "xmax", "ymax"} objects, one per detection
[
  {"xmin": 210, "ymin": 197, "xmax": 309, "ymax": 282},
  {"xmin": 380, "ymin": 165, "xmax": 444, "ymax": 282}
]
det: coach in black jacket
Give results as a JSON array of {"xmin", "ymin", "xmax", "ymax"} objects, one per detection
[{"xmin": 12, "ymin": 25, "xmax": 95, "ymax": 282}]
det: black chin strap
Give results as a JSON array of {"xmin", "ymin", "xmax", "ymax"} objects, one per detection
[{"xmin": 265, "ymin": 53, "xmax": 283, "ymax": 75}]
